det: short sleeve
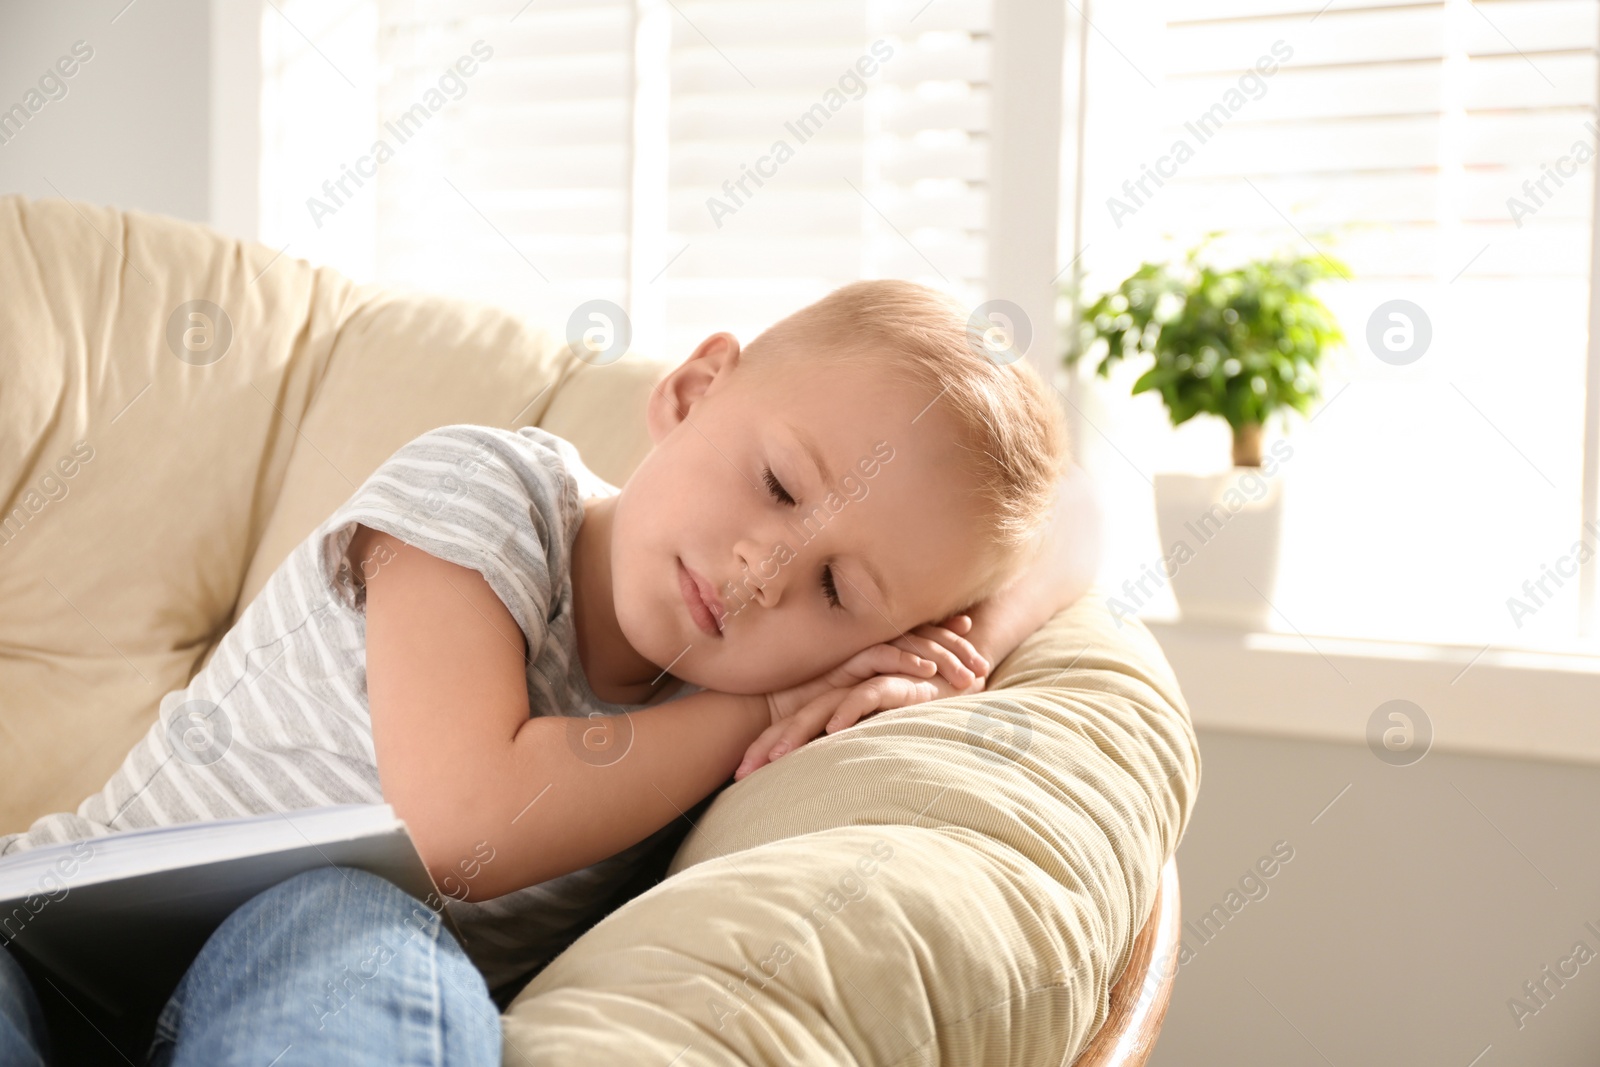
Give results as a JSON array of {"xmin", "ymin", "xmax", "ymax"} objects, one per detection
[{"xmin": 315, "ymin": 424, "xmax": 569, "ymax": 652}]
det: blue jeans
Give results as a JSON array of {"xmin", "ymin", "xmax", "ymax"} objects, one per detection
[{"xmin": 0, "ymin": 867, "xmax": 501, "ymax": 1066}]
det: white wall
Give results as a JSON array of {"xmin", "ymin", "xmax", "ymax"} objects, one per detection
[
  {"xmin": 1153, "ymin": 729, "xmax": 1600, "ymax": 1065},
  {"xmin": 0, "ymin": 0, "xmax": 212, "ymax": 224},
  {"xmin": 208, "ymin": 0, "xmax": 260, "ymax": 240}
]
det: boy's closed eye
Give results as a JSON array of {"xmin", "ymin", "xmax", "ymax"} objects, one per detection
[{"xmin": 761, "ymin": 465, "xmax": 847, "ymax": 611}]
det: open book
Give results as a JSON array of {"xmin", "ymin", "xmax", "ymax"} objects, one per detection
[{"xmin": 0, "ymin": 804, "xmax": 451, "ymax": 1020}]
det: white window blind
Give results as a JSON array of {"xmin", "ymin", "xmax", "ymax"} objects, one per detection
[
  {"xmin": 378, "ymin": 1, "xmax": 638, "ymax": 327},
  {"xmin": 259, "ymin": 0, "xmax": 996, "ymax": 365},
  {"xmin": 660, "ymin": 0, "xmax": 991, "ymax": 357},
  {"xmin": 1067, "ymin": 0, "xmax": 1599, "ymax": 651},
  {"xmin": 259, "ymin": 1, "xmax": 380, "ymax": 280}
]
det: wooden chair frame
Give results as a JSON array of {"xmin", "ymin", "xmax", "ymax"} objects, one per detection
[{"xmin": 1072, "ymin": 857, "xmax": 1181, "ymax": 1066}]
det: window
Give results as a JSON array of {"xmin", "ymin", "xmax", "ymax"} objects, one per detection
[
  {"xmin": 259, "ymin": 0, "xmax": 996, "ymax": 363},
  {"xmin": 1065, "ymin": 0, "xmax": 1599, "ymax": 651}
]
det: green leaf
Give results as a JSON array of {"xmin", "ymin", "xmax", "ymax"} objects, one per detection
[{"xmin": 1058, "ymin": 240, "xmax": 1350, "ymax": 443}]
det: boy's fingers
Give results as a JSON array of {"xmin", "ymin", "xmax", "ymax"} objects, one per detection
[
  {"xmin": 909, "ymin": 623, "xmax": 989, "ymax": 678},
  {"xmin": 903, "ymin": 648, "xmax": 937, "ymax": 675},
  {"xmin": 838, "ymin": 644, "xmax": 889, "ymax": 683},
  {"xmin": 828, "ymin": 679, "xmax": 891, "ymax": 732},
  {"xmin": 908, "ymin": 633, "xmax": 975, "ymax": 687},
  {"xmin": 825, "ymin": 683, "xmax": 878, "ymax": 733},
  {"xmin": 745, "ymin": 649, "xmax": 954, "ymax": 781},
  {"xmin": 823, "ymin": 707, "xmax": 857, "ymax": 734},
  {"xmin": 829, "ymin": 675, "xmax": 940, "ymax": 732},
  {"xmin": 734, "ymin": 740, "xmax": 763, "ymax": 780},
  {"xmin": 742, "ymin": 681, "xmax": 865, "ymax": 778},
  {"xmin": 737, "ymin": 710, "xmax": 819, "ymax": 779},
  {"xmin": 892, "ymin": 677, "xmax": 941, "ymax": 710},
  {"xmin": 927, "ymin": 626, "xmax": 990, "ymax": 676},
  {"xmin": 736, "ymin": 727, "xmax": 794, "ymax": 780},
  {"xmin": 850, "ymin": 643, "xmax": 932, "ymax": 683},
  {"xmin": 886, "ymin": 637, "xmax": 939, "ymax": 677},
  {"xmin": 772, "ymin": 690, "xmax": 849, "ymax": 756}
]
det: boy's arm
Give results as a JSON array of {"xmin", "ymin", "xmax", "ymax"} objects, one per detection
[
  {"xmin": 355, "ymin": 526, "xmax": 770, "ymax": 902},
  {"xmin": 960, "ymin": 464, "xmax": 1104, "ymax": 677}
]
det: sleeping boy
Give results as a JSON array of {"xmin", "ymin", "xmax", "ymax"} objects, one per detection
[{"xmin": 0, "ymin": 279, "xmax": 1096, "ymax": 993}]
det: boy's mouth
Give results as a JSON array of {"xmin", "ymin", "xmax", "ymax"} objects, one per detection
[{"xmin": 677, "ymin": 558, "xmax": 726, "ymax": 637}]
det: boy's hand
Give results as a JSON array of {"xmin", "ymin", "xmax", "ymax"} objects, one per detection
[
  {"xmin": 762, "ymin": 643, "xmax": 937, "ymax": 726},
  {"xmin": 737, "ymin": 624, "xmax": 990, "ymax": 782},
  {"xmin": 889, "ymin": 613, "xmax": 990, "ymax": 692}
]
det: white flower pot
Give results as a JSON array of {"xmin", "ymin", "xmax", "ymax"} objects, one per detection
[{"xmin": 1153, "ymin": 469, "xmax": 1286, "ymax": 629}]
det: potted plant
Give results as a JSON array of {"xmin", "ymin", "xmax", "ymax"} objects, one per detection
[{"xmin": 1063, "ymin": 243, "xmax": 1346, "ymax": 628}]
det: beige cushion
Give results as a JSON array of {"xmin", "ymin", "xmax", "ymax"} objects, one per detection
[
  {"xmin": 0, "ymin": 194, "xmax": 1200, "ymax": 1065},
  {"xmin": 0, "ymin": 194, "xmax": 645, "ymax": 822},
  {"xmin": 499, "ymin": 590, "xmax": 1197, "ymax": 1065}
]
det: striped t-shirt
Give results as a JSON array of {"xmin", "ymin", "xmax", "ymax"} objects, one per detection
[{"xmin": 0, "ymin": 423, "xmax": 704, "ymax": 991}]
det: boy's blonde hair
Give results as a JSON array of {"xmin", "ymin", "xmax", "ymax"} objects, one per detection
[{"xmin": 741, "ymin": 279, "xmax": 1071, "ymax": 622}]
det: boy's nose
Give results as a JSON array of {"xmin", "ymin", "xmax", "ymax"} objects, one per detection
[{"xmin": 731, "ymin": 536, "xmax": 791, "ymax": 609}]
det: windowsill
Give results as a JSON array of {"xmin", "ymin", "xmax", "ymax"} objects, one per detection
[{"xmin": 1142, "ymin": 617, "xmax": 1600, "ymax": 767}]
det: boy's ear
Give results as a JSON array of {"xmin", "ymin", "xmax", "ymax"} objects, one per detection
[{"xmin": 645, "ymin": 332, "xmax": 742, "ymax": 444}]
